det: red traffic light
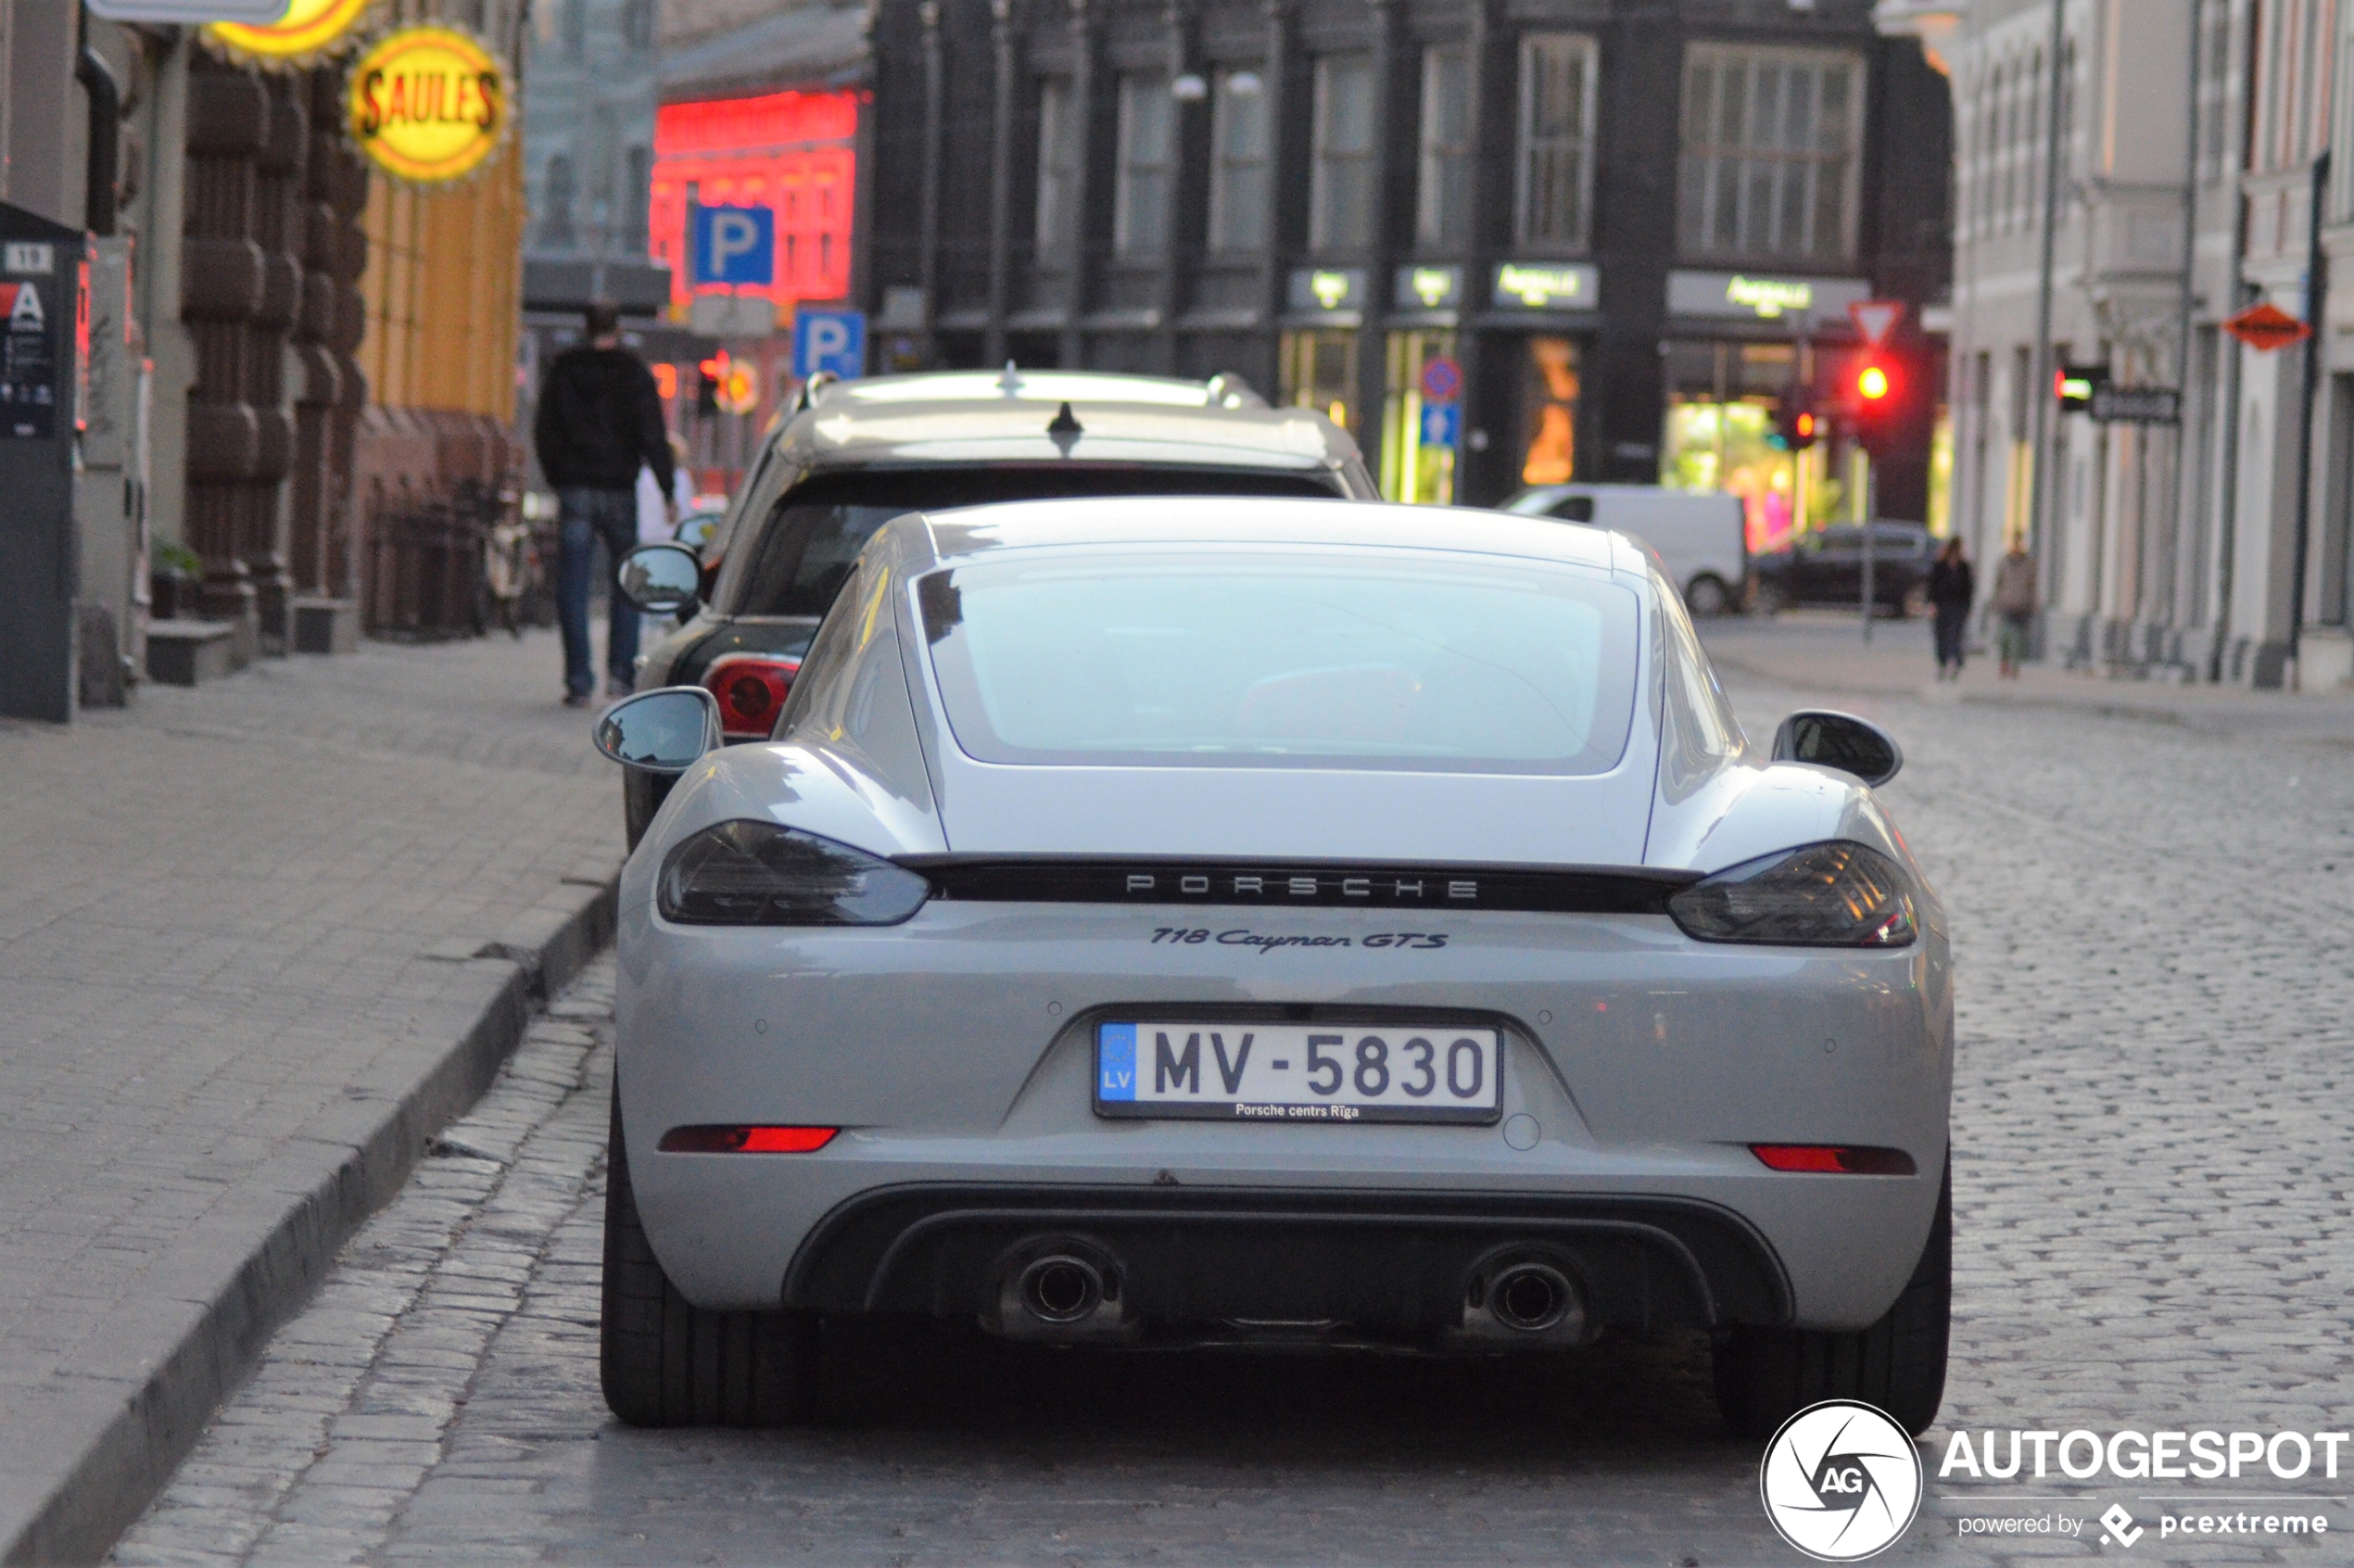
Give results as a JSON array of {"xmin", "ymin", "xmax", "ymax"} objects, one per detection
[
  {"xmin": 1857, "ymin": 363, "xmax": 1891, "ymax": 401},
  {"xmin": 1794, "ymin": 411, "xmax": 1816, "ymax": 439}
]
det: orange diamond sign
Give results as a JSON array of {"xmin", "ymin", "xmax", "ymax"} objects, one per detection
[{"xmin": 2223, "ymin": 301, "xmax": 2312, "ymax": 352}]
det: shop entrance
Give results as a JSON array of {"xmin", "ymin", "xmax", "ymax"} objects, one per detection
[
  {"xmin": 1279, "ymin": 330, "xmax": 1360, "ymax": 434},
  {"xmin": 1381, "ymin": 330, "xmax": 1459, "ymax": 504}
]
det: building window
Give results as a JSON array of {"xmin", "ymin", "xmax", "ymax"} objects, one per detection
[
  {"xmin": 1677, "ymin": 43, "xmax": 1864, "ymax": 261},
  {"xmin": 1310, "ymin": 53, "xmax": 1375, "ymax": 251},
  {"xmin": 539, "ymin": 154, "xmax": 576, "ymax": 249},
  {"xmin": 1035, "ymin": 79, "xmax": 1080, "ymax": 253},
  {"xmin": 1114, "ymin": 73, "xmax": 1172, "ymax": 257},
  {"xmin": 623, "ymin": 0, "xmax": 654, "ymax": 50},
  {"xmin": 1417, "ymin": 44, "xmax": 1474, "ymax": 248},
  {"xmin": 1209, "ymin": 68, "xmax": 1270, "ymax": 252},
  {"xmin": 563, "ymin": 0, "xmax": 587, "ymax": 58},
  {"xmin": 1515, "ymin": 34, "xmax": 1598, "ymax": 250}
]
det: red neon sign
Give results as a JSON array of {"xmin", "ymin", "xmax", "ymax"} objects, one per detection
[{"xmin": 651, "ymin": 90, "xmax": 859, "ymax": 315}]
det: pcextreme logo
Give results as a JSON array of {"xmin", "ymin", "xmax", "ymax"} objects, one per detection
[{"xmin": 1760, "ymin": 1400, "xmax": 1924, "ymax": 1561}]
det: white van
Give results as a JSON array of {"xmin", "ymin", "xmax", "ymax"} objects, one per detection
[{"xmin": 1499, "ymin": 484, "xmax": 1748, "ymax": 615}]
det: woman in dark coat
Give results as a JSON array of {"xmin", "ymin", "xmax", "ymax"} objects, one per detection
[{"xmin": 1927, "ymin": 537, "xmax": 1974, "ymax": 680}]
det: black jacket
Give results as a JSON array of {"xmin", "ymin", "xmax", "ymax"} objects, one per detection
[
  {"xmin": 533, "ymin": 346, "xmax": 675, "ymax": 495},
  {"xmin": 1927, "ymin": 557, "xmax": 1974, "ymax": 611}
]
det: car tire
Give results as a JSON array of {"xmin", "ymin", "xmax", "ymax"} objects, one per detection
[
  {"xmin": 1753, "ymin": 581, "xmax": 1787, "ymax": 617},
  {"xmin": 1684, "ymin": 574, "xmax": 1733, "ymax": 617},
  {"xmin": 1712, "ymin": 1162, "xmax": 1950, "ymax": 1439},
  {"xmin": 601, "ymin": 1093, "xmax": 816, "ymax": 1427}
]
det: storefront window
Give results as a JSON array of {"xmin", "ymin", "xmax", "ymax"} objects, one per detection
[
  {"xmin": 1280, "ymin": 329, "xmax": 1359, "ymax": 431},
  {"xmin": 1381, "ymin": 331, "xmax": 1459, "ymax": 504},
  {"xmin": 1659, "ymin": 340, "xmax": 1847, "ymax": 551},
  {"xmin": 1520, "ymin": 336, "xmax": 1581, "ymax": 486}
]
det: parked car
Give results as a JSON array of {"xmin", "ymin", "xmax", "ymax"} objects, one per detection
[
  {"xmin": 1498, "ymin": 484, "xmax": 1747, "ymax": 616},
  {"xmin": 612, "ymin": 367, "xmax": 1378, "ymax": 846},
  {"xmin": 593, "ymin": 495, "xmax": 1952, "ymax": 1442},
  {"xmin": 1752, "ymin": 523, "xmax": 1934, "ymax": 616}
]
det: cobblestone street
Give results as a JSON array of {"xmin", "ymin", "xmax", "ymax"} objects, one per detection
[{"xmin": 108, "ymin": 651, "xmax": 2354, "ymax": 1566}]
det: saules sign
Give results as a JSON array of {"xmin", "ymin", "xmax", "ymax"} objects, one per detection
[{"xmin": 345, "ymin": 26, "xmax": 509, "ymax": 185}]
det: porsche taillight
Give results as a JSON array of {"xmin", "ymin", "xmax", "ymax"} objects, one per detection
[{"xmin": 702, "ymin": 653, "xmax": 800, "ymax": 740}]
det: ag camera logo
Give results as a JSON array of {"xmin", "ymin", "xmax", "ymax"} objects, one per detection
[{"xmin": 1761, "ymin": 1400, "xmax": 1924, "ymax": 1561}]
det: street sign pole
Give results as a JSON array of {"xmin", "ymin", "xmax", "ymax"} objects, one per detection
[
  {"xmin": 2290, "ymin": 148, "xmax": 2330, "ymax": 686},
  {"xmin": 1860, "ymin": 467, "xmax": 1877, "ymax": 646}
]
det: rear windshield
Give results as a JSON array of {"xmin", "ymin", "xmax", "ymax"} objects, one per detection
[
  {"xmin": 920, "ymin": 550, "xmax": 1641, "ymax": 775},
  {"xmin": 727, "ymin": 466, "xmax": 1340, "ymax": 617}
]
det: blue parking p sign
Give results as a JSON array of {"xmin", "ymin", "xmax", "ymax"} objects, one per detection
[
  {"xmin": 792, "ymin": 309, "xmax": 867, "ymax": 380},
  {"xmin": 690, "ymin": 207, "xmax": 773, "ymax": 287}
]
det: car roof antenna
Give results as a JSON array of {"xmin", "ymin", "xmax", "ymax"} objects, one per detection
[
  {"xmin": 1047, "ymin": 400, "xmax": 1083, "ymax": 454},
  {"xmin": 996, "ymin": 360, "xmax": 1022, "ymax": 397}
]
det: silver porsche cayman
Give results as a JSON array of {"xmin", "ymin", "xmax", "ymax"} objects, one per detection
[{"xmin": 593, "ymin": 496, "xmax": 1952, "ymax": 1439}]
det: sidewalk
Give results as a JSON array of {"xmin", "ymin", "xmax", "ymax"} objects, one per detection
[
  {"xmin": 1702, "ymin": 611, "xmax": 2354, "ymax": 741},
  {"xmin": 0, "ymin": 630, "xmax": 625, "ymax": 1563}
]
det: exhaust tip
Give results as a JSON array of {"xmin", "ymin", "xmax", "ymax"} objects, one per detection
[
  {"xmin": 1017, "ymin": 1255, "xmax": 1104, "ymax": 1324},
  {"xmin": 1489, "ymin": 1262, "xmax": 1574, "ymax": 1333}
]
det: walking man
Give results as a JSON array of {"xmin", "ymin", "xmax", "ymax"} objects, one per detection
[
  {"xmin": 534, "ymin": 301, "xmax": 677, "ymax": 707},
  {"xmin": 1991, "ymin": 537, "xmax": 2038, "ymax": 680},
  {"xmin": 1927, "ymin": 537, "xmax": 1974, "ymax": 681}
]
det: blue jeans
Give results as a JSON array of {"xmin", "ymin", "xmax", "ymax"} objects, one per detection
[{"xmin": 556, "ymin": 487, "xmax": 639, "ymax": 699}]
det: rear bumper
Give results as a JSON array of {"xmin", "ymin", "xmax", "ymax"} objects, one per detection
[
  {"xmin": 615, "ymin": 899, "xmax": 1952, "ymax": 1330},
  {"xmin": 785, "ymin": 1182, "xmax": 1790, "ymax": 1342}
]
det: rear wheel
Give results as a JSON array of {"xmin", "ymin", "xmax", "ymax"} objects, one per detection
[
  {"xmin": 1752, "ymin": 580, "xmax": 1787, "ymax": 617},
  {"xmin": 601, "ymin": 1093, "xmax": 816, "ymax": 1426},
  {"xmin": 1712, "ymin": 1163, "xmax": 1950, "ymax": 1439},
  {"xmin": 1683, "ymin": 574, "xmax": 1734, "ymax": 617}
]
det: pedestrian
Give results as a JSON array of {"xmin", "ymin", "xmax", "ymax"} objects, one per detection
[
  {"xmin": 1927, "ymin": 537, "xmax": 1974, "ymax": 681},
  {"xmin": 1990, "ymin": 537, "xmax": 2038, "ymax": 680},
  {"xmin": 533, "ymin": 300, "xmax": 677, "ymax": 707}
]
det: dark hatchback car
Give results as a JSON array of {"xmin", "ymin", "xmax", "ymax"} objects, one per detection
[
  {"xmin": 1751, "ymin": 522, "xmax": 1934, "ymax": 616},
  {"xmin": 614, "ymin": 367, "xmax": 1378, "ymax": 845}
]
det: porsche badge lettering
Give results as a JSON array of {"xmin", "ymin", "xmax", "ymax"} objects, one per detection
[{"xmin": 1122, "ymin": 873, "xmax": 1475, "ymax": 902}]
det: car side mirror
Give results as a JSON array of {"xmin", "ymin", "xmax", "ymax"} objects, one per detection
[
  {"xmin": 593, "ymin": 687, "xmax": 721, "ymax": 774},
  {"xmin": 616, "ymin": 542, "xmax": 702, "ymax": 614},
  {"xmin": 1772, "ymin": 710, "xmax": 1904, "ymax": 787}
]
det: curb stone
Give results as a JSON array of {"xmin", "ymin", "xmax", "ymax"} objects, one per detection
[{"xmin": 0, "ymin": 876, "xmax": 618, "ymax": 1566}]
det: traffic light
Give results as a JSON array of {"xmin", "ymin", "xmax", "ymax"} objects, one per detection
[
  {"xmin": 2055, "ymin": 363, "xmax": 2107, "ymax": 413},
  {"xmin": 1850, "ymin": 354, "xmax": 1899, "ymax": 453},
  {"xmin": 697, "ymin": 354, "xmax": 724, "ymax": 415},
  {"xmin": 1768, "ymin": 385, "xmax": 1820, "ymax": 452}
]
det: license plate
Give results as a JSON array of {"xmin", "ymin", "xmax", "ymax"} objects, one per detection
[{"xmin": 1094, "ymin": 1022, "xmax": 1501, "ymax": 1124}]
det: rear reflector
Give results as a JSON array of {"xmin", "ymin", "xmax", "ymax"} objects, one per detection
[
  {"xmin": 658, "ymin": 1125, "xmax": 837, "ymax": 1154},
  {"xmin": 1750, "ymin": 1144, "xmax": 1917, "ymax": 1175}
]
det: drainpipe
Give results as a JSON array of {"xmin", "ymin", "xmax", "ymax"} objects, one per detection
[
  {"xmin": 2169, "ymin": 0, "xmax": 2200, "ymax": 638},
  {"xmin": 77, "ymin": 22, "xmax": 121, "ymax": 236},
  {"xmin": 2026, "ymin": 0, "xmax": 2069, "ymax": 645}
]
